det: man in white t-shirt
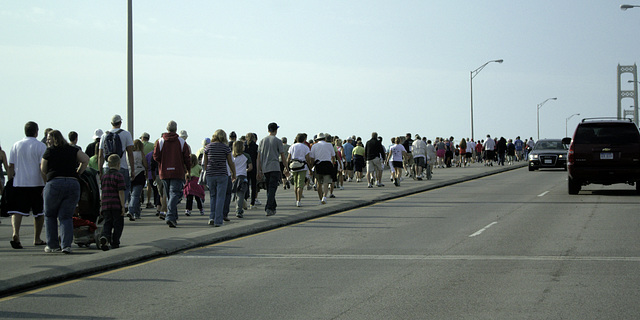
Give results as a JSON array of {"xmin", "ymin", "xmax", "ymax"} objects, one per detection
[
  {"xmin": 309, "ymin": 133, "xmax": 335, "ymax": 205},
  {"xmin": 411, "ymin": 135, "xmax": 427, "ymax": 180},
  {"xmin": 98, "ymin": 114, "xmax": 135, "ymax": 203},
  {"xmin": 7, "ymin": 121, "xmax": 47, "ymax": 249},
  {"xmin": 483, "ymin": 134, "xmax": 496, "ymax": 166}
]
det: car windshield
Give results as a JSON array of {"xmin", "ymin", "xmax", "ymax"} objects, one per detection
[
  {"xmin": 573, "ymin": 123, "xmax": 640, "ymax": 144},
  {"xmin": 534, "ymin": 141, "xmax": 567, "ymax": 150}
]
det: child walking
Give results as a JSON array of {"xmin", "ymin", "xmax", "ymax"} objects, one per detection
[
  {"xmin": 184, "ymin": 154, "xmax": 205, "ymax": 216},
  {"xmin": 232, "ymin": 141, "xmax": 252, "ymax": 218},
  {"xmin": 99, "ymin": 154, "xmax": 125, "ymax": 251}
]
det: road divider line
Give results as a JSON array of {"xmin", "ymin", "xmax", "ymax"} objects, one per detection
[
  {"xmin": 538, "ymin": 191, "xmax": 550, "ymax": 197},
  {"xmin": 469, "ymin": 222, "xmax": 498, "ymax": 237},
  {"xmin": 175, "ymin": 253, "xmax": 640, "ymax": 262}
]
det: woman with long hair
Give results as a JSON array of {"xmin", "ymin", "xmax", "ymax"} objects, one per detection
[{"xmin": 128, "ymin": 139, "xmax": 148, "ymax": 220}]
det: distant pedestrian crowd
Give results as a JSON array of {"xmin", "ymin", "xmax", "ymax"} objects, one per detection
[{"xmin": 0, "ymin": 115, "xmax": 534, "ymax": 253}]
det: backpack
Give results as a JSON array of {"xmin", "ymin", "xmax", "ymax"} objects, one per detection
[{"xmin": 103, "ymin": 129, "xmax": 124, "ymax": 158}]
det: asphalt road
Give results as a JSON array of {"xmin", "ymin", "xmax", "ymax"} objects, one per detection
[{"xmin": 2, "ymin": 168, "xmax": 640, "ymax": 319}]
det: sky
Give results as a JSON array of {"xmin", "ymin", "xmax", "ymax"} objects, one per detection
[{"xmin": 2, "ymin": 1, "xmax": 640, "ymax": 150}]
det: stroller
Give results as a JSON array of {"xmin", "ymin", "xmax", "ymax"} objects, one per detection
[{"xmin": 73, "ymin": 168, "xmax": 103, "ymax": 248}]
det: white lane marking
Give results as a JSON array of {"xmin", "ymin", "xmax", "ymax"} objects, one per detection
[
  {"xmin": 469, "ymin": 222, "xmax": 498, "ymax": 237},
  {"xmin": 176, "ymin": 254, "xmax": 640, "ymax": 262},
  {"xmin": 538, "ymin": 191, "xmax": 550, "ymax": 197}
]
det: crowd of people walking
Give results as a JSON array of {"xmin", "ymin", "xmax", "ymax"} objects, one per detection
[{"xmin": 0, "ymin": 115, "xmax": 534, "ymax": 253}]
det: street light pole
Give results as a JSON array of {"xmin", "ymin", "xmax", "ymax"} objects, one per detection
[
  {"xmin": 470, "ymin": 59, "xmax": 503, "ymax": 141},
  {"xmin": 127, "ymin": 0, "xmax": 134, "ymax": 136},
  {"xmin": 565, "ymin": 113, "xmax": 580, "ymax": 137},
  {"xmin": 537, "ymin": 97, "xmax": 557, "ymax": 140}
]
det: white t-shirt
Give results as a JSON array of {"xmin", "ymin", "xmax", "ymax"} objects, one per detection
[
  {"xmin": 389, "ymin": 144, "xmax": 406, "ymax": 162},
  {"xmin": 411, "ymin": 140, "xmax": 427, "ymax": 158},
  {"xmin": 309, "ymin": 140, "xmax": 335, "ymax": 162},
  {"xmin": 9, "ymin": 137, "xmax": 47, "ymax": 187},
  {"xmin": 99, "ymin": 128, "xmax": 134, "ymax": 170},
  {"xmin": 233, "ymin": 154, "xmax": 249, "ymax": 177},
  {"xmin": 466, "ymin": 141, "xmax": 476, "ymax": 153},
  {"xmin": 288, "ymin": 143, "xmax": 310, "ymax": 161},
  {"xmin": 484, "ymin": 138, "xmax": 496, "ymax": 151}
]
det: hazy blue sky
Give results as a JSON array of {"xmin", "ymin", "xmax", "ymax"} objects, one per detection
[{"xmin": 2, "ymin": 1, "xmax": 640, "ymax": 149}]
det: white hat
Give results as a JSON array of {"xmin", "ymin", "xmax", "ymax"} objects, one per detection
[
  {"xmin": 92, "ymin": 129, "xmax": 104, "ymax": 140},
  {"xmin": 179, "ymin": 130, "xmax": 188, "ymax": 139},
  {"xmin": 316, "ymin": 132, "xmax": 326, "ymax": 140}
]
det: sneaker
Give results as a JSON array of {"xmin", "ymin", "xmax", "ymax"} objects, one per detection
[
  {"xmin": 61, "ymin": 247, "xmax": 72, "ymax": 254},
  {"xmin": 44, "ymin": 246, "xmax": 61, "ymax": 253},
  {"xmin": 146, "ymin": 203, "xmax": 154, "ymax": 209},
  {"xmin": 185, "ymin": 210, "xmax": 191, "ymax": 216},
  {"xmin": 236, "ymin": 213, "xmax": 244, "ymax": 218},
  {"xmin": 127, "ymin": 213, "xmax": 135, "ymax": 221},
  {"xmin": 200, "ymin": 210, "xmax": 205, "ymax": 216},
  {"xmin": 321, "ymin": 196, "xmax": 327, "ymax": 204},
  {"xmin": 158, "ymin": 212, "xmax": 166, "ymax": 220},
  {"xmin": 208, "ymin": 219, "xmax": 215, "ymax": 226},
  {"xmin": 368, "ymin": 184, "xmax": 373, "ymax": 188},
  {"xmin": 167, "ymin": 220, "xmax": 177, "ymax": 228},
  {"xmin": 223, "ymin": 217, "xmax": 230, "ymax": 222},
  {"xmin": 255, "ymin": 200, "xmax": 262, "ymax": 205},
  {"xmin": 266, "ymin": 209, "xmax": 276, "ymax": 216},
  {"xmin": 377, "ymin": 183, "xmax": 385, "ymax": 187},
  {"xmin": 339, "ymin": 186, "xmax": 344, "ymax": 190},
  {"xmin": 296, "ymin": 201, "xmax": 301, "ymax": 207},
  {"xmin": 99, "ymin": 236, "xmax": 110, "ymax": 251},
  {"xmin": 329, "ymin": 194, "xmax": 335, "ymax": 198}
]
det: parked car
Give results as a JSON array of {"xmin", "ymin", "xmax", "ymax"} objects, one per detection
[
  {"xmin": 528, "ymin": 139, "xmax": 568, "ymax": 171},
  {"xmin": 563, "ymin": 118, "xmax": 640, "ymax": 194}
]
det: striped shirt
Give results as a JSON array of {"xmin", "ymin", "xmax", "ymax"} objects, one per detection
[
  {"xmin": 204, "ymin": 142, "xmax": 231, "ymax": 176},
  {"xmin": 101, "ymin": 169, "xmax": 125, "ymax": 212}
]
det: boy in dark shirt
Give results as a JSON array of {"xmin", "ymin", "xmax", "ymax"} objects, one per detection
[{"xmin": 99, "ymin": 154, "xmax": 125, "ymax": 251}]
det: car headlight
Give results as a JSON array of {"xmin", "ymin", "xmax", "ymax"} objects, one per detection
[
  {"xmin": 558, "ymin": 154, "xmax": 564, "ymax": 159},
  {"xmin": 529, "ymin": 154, "xmax": 538, "ymax": 160}
]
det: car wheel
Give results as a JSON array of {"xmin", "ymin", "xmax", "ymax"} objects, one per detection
[
  {"xmin": 568, "ymin": 177, "xmax": 580, "ymax": 195},
  {"xmin": 636, "ymin": 182, "xmax": 640, "ymax": 195},
  {"xmin": 528, "ymin": 165, "xmax": 535, "ymax": 171}
]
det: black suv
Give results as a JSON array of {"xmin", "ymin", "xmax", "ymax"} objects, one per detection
[{"xmin": 563, "ymin": 118, "xmax": 640, "ymax": 194}]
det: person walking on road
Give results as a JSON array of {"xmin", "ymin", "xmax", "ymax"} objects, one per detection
[
  {"xmin": 7, "ymin": 121, "xmax": 47, "ymax": 249},
  {"xmin": 256, "ymin": 122, "xmax": 288, "ymax": 216},
  {"xmin": 309, "ymin": 133, "xmax": 335, "ymax": 205},
  {"xmin": 203, "ymin": 129, "xmax": 236, "ymax": 226},
  {"xmin": 364, "ymin": 132, "xmax": 385, "ymax": 188},
  {"xmin": 41, "ymin": 130, "xmax": 89, "ymax": 253},
  {"xmin": 153, "ymin": 121, "xmax": 191, "ymax": 228}
]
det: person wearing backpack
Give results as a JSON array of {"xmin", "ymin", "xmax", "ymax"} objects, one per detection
[{"xmin": 98, "ymin": 115, "xmax": 135, "ymax": 206}]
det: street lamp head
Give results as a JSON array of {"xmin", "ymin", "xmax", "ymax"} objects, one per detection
[
  {"xmin": 621, "ymin": 4, "xmax": 635, "ymax": 10},
  {"xmin": 551, "ymin": 97, "xmax": 557, "ymax": 100},
  {"xmin": 495, "ymin": 59, "xmax": 504, "ymax": 63}
]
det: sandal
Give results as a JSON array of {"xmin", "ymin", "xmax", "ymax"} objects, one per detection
[
  {"xmin": 34, "ymin": 240, "xmax": 46, "ymax": 246},
  {"xmin": 10, "ymin": 240, "xmax": 23, "ymax": 249}
]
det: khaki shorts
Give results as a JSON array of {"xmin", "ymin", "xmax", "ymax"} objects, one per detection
[
  {"xmin": 366, "ymin": 158, "xmax": 382, "ymax": 174},
  {"xmin": 316, "ymin": 174, "xmax": 332, "ymax": 185}
]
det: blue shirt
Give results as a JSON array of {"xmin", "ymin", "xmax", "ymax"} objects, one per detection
[
  {"xmin": 342, "ymin": 142, "xmax": 354, "ymax": 162},
  {"xmin": 514, "ymin": 139, "xmax": 524, "ymax": 151}
]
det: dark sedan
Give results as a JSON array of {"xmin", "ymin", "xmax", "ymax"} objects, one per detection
[{"xmin": 528, "ymin": 139, "xmax": 568, "ymax": 171}]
